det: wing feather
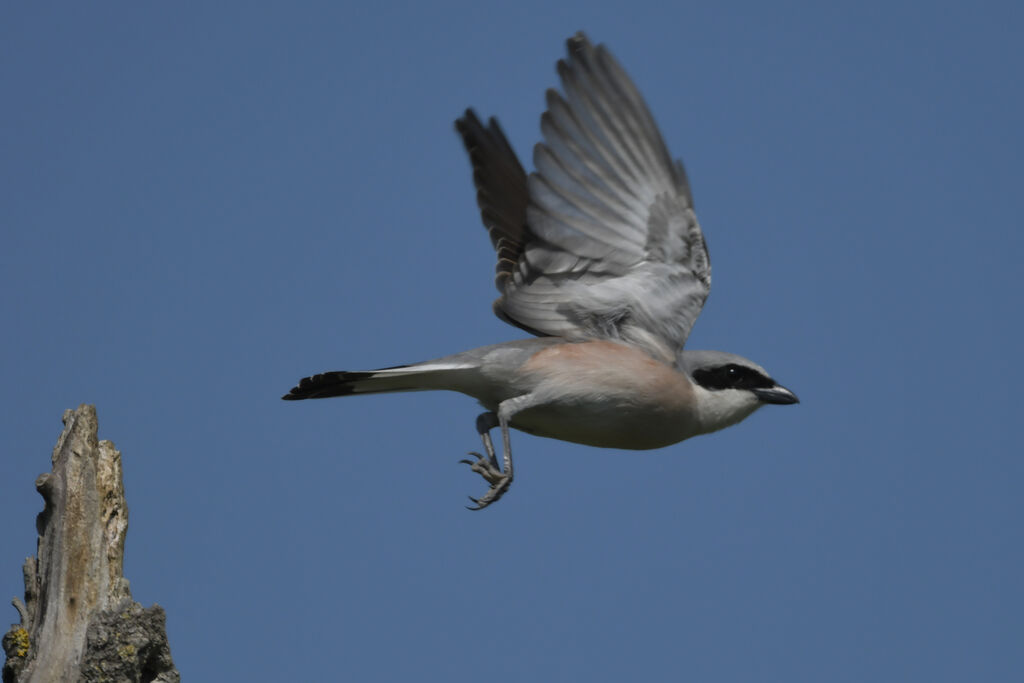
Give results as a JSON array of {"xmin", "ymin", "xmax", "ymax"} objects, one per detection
[{"xmin": 456, "ymin": 33, "xmax": 711, "ymax": 364}]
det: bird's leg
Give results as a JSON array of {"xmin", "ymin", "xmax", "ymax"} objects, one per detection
[
  {"xmin": 462, "ymin": 412, "xmax": 500, "ymax": 471},
  {"xmin": 459, "ymin": 396, "xmax": 531, "ymax": 510},
  {"xmin": 460, "ymin": 411, "xmax": 510, "ymax": 509}
]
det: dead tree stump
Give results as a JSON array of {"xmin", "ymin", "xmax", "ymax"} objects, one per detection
[{"xmin": 3, "ymin": 405, "xmax": 179, "ymax": 683}]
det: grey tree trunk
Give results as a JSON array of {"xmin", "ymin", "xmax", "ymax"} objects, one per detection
[{"xmin": 3, "ymin": 405, "xmax": 179, "ymax": 683}]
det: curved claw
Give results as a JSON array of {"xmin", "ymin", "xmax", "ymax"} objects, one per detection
[
  {"xmin": 463, "ymin": 469, "xmax": 512, "ymax": 510},
  {"xmin": 459, "ymin": 451, "xmax": 483, "ymax": 463},
  {"xmin": 471, "ymin": 486, "xmax": 509, "ymax": 509}
]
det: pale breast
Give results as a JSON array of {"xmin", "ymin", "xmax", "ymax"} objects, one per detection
[{"xmin": 513, "ymin": 340, "xmax": 700, "ymax": 449}]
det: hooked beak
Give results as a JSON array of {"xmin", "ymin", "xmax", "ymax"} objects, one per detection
[{"xmin": 752, "ymin": 385, "xmax": 800, "ymax": 405}]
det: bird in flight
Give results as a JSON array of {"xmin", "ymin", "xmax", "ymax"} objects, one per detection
[{"xmin": 283, "ymin": 32, "xmax": 798, "ymax": 509}]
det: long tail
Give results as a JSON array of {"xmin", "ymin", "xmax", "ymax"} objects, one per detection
[{"xmin": 281, "ymin": 362, "xmax": 470, "ymax": 400}]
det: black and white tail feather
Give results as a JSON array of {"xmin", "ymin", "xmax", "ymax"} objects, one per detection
[{"xmin": 283, "ymin": 363, "xmax": 465, "ymax": 399}]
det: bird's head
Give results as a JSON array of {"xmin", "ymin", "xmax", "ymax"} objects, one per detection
[{"xmin": 679, "ymin": 350, "xmax": 799, "ymax": 434}]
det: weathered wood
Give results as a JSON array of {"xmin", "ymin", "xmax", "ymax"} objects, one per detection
[{"xmin": 3, "ymin": 405, "xmax": 178, "ymax": 683}]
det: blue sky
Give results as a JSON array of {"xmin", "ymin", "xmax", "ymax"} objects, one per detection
[{"xmin": 2, "ymin": 2, "xmax": 1021, "ymax": 681}]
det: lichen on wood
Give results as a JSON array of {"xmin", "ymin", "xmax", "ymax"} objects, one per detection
[{"xmin": 3, "ymin": 405, "xmax": 179, "ymax": 683}]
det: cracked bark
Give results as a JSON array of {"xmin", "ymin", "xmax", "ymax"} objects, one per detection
[{"xmin": 3, "ymin": 405, "xmax": 179, "ymax": 683}]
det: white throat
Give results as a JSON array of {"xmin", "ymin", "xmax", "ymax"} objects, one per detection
[{"xmin": 690, "ymin": 385, "xmax": 762, "ymax": 435}]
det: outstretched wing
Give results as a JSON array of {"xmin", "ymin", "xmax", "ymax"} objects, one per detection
[{"xmin": 458, "ymin": 32, "xmax": 710, "ymax": 364}]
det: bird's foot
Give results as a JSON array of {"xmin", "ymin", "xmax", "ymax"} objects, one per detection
[{"xmin": 459, "ymin": 451, "xmax": 513, "ymax": 510}]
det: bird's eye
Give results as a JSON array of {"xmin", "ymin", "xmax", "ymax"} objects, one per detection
[{"xmin": 693, "ymin": 364, "xmax": 775, "ymax": 392}]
